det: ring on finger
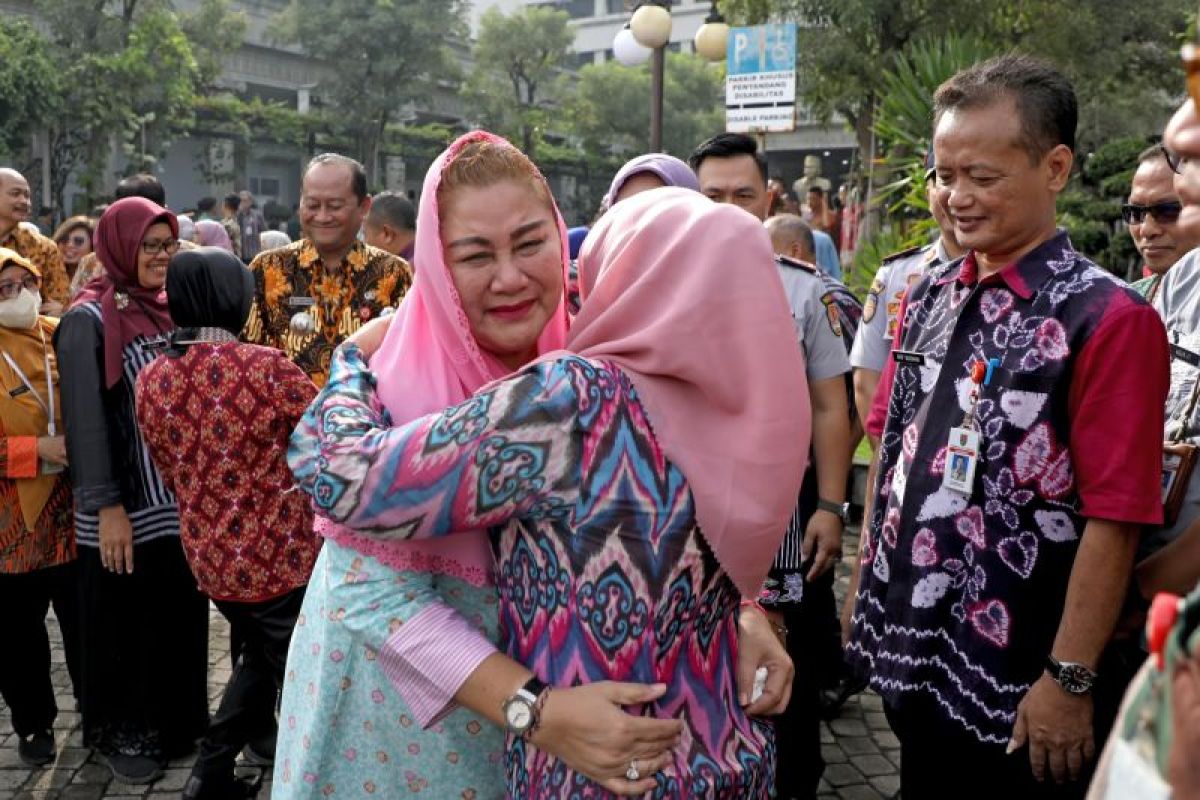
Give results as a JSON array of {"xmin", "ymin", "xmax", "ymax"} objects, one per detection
[{"xmin": 625, "ymin": 760, "xmax": 640, "ymax": 781}]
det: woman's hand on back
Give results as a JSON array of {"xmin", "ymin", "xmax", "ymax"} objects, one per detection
[
  {"xmin": 348, "ymin": 316, "xmax": 393, "ymax": 359},
  {"xmin": 530, "ymin": 681, "xmax": 682, "ymax": 796}
]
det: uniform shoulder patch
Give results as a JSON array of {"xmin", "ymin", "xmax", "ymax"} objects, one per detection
[
  {"xmin": 775, "ymin": 254, "xmax": 818, "ymax": 274},
  {"xmin": 880, "ymin": 244, "xmax": 927, "ymax": 264}
]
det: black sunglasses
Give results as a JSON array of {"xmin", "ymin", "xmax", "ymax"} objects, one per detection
[{"xmin": 1121, "ymin": 200, "xmax": 1183, "ymax": 225}]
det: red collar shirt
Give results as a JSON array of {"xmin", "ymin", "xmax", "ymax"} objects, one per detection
[{"xmin": 851, "ymin": 231, "xmax": 1169, "ymax": 745}]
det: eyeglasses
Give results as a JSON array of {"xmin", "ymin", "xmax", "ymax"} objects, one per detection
[
  {"xmin": 1121, "ymin": 200, "xmax": 1184, "ymax": 225},
  {"xmin": 140, "ymin": 239, "xmax": 180, "ymax": 256},
  {"xmin": 66, "ymin": 235, "xmax": 89, "ymax": 247},
  {"xmin": 0, "ymin": 274, "xmax": 41, "ymax": 299},
  {"xmin": 1163, "ymin": 143, "xmax": 1186, "ymax": 173}
]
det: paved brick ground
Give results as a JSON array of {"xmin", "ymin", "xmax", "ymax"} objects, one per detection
[{"xmin": 0, "ymin": 528, "xmax": 899, "ymax": 799}]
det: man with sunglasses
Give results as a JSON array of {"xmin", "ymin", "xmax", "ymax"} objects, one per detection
[
  {"xmin": 1131, "ymin": 102, "xmax": 1200, "ymax": 602},
  {"xmin": 1125, "ymin": 146, "xmax": 1200, "ymax": 300}
]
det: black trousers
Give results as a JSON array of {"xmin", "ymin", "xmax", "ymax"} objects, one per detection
[
  {"xmin": 78, "ymin": 539, "xmax": 210, "ymax": 759},
  {"xmin": 0, "ymin": 561, "xmax": 81, "ymax": 737},
  {"xmin": 192, "ymin": 586, "xmax": 306, "ymax": 781},
  {"xmin": 772, "ymin": 568, "xmax": 839, "ymax": 800},
  {"xmin": 883, "ymin": 641, "xmax": 1144, "ymax": 800},
  {"xmin": 771, "ymin": 465, "xmax": 845, "ymax": 800}
]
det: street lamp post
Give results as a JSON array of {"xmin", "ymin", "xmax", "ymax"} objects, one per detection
[
  {"xmin": 628, "ymin": 1, "xmax": 671, "ymax": 152},
  {"xmin": 614, "ymin": 1, "xmax": 728, "ymax": 153}
]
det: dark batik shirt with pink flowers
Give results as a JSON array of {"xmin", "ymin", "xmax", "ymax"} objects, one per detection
[{"xmin": 848, "ymin": 230, "xmax": 1169, "ymax": 745}]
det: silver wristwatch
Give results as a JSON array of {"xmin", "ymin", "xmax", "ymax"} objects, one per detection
[
  {"xmin": 502, "ymin": 676, "xmax": 549, "ymax": 738},
  {"xmin": 1045, "ymin": 655, "xmax": 1097, "ymax": 695}
]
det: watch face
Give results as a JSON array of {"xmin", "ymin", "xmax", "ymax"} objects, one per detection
[
  {"xmin": 1059, "ymin": 664, "xmax": 1095, "ymax": 694},
  {"xmin": 505, "ymin": 700, "xmax": 533, "ymax": 731}
]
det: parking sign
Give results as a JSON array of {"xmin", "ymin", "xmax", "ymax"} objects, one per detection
[{"xmin": 725, "ymin": 23, "xmax": 797, "ymax": 134}]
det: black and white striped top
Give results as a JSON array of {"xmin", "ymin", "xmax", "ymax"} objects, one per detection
[{"xmin": 56, "ymin": 302, "xmax": 178, "ymax": 548}]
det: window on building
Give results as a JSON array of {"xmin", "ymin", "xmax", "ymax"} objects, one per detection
[{"xmin": 249, "ymin": 177, "xmax": 281, "ymax": 200}]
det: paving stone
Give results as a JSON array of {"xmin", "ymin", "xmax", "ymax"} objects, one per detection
[
  {"xmin": 829, "ymin": 718, "xmax": 869, "ymax": 737},
  {"xmin": 865, "ymin": 711, "xmax": 891, "ymax": 731},
  {"xmin": 857, "ymin": 693, "xmax": 883, "ymax": 711},
  {"xmin": 821, "ymin": 744, "xmax": 848, "ymax": 764},
  {"xmin": 874, "ymin": 730, "xmax": 900, "ymax": 749},
  {"xmin": 24, "ymin": 767, "xmax": 75, "ymax": 790},
  {"xmin": 72, "ymin": 765, "xmax": 110, "ymax": 784},
  {"xmin": 838, "ymin": 736, "xmax": 879, "ymax": 756},
  {"xmin": 0, "ymin": 769, "xmax": 29, "ymax": 789},
  {"xmin": 837, "ymin": 784, "xmax": 885, "ymax": 800},
  {"xmin": 850, "ymin": 754, "xmax": 895, "ymax": 778},
  {"xmin": 823, "ymin": 762, "xmax": 864, "ymax": 787},
  {"xmin": 869, "ymin": 774, "xmax": 901, "ymax": 797},
  {"xmin": 152, "ymin": 769, "xmax": 189, "ymax": 792},
  {"xmin": 53, "ymin": 749, "xmax": 89, "ymax": 769},
  {"xmin": 60, "ymin": 787, "xmax": 105, "ymax": 800},
  {"xmin": 2, "ymin": 525, "xmax": 900, "ymax": 799}
]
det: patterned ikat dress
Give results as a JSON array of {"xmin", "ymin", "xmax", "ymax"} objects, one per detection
[{"xmin": 286, "ymin": 345, "xmax": 776, "ymax": 799}]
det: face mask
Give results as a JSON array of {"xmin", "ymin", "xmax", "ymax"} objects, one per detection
[{"xmin": 0, "ymin": 289, "xmax": 40, "ymax": 330}]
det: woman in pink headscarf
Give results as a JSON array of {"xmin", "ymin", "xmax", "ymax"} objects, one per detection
[
  {"xmin": 193, "ymin": 220, "xmax": 235, "ymax": 253},
  {"xmin": 288, "ymin": 180, "xmax": 811, "ymax": 798},
  {"xmin": 276, "ymin": 134, "xmax": 715, "ymax": 799}
]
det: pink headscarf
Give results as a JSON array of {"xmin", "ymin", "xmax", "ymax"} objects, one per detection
[
  {"xmin": 195, "ymin": 219, "xmax": 234, "ymax": 253},
  {"xmin": 562, "ymin": 187, "xmax": 810, "ymax": 598},
  {"xmin": 319, "ymin": 131, "xmax": 571, "ymax": 582}
]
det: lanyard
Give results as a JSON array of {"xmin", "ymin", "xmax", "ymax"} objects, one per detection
[{"xmin": 0, "ymin": 327, "xmax": 56, "ymax": 437}]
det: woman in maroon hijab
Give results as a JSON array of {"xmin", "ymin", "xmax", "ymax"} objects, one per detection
[{"xmin": 54, "ymin": 197, "xmax": 209, "ymax": 784}]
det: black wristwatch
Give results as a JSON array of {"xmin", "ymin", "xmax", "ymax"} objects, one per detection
[
  {"xmin": 816, "ymin": 499, "xmax": 850, "ymax": 524},
  {"xmin": 1045, "ymin": 655, "xmax": 1097, "ymax": 695},
  {"xmin": 502, "ymin": 675, "xmax": 549, "ymax": 738}
]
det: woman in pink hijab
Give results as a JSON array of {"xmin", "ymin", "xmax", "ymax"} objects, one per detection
[
  {"xmin": 288, "ymin": 183, "xmax": 810, "ymax": 797},
  {"xmin": 193, "ymin": 220, "xmax": 235, "ymax": 253},
  {"xmin": 277, "ymin": 134, "xmax": 737, "ymax": 799}
]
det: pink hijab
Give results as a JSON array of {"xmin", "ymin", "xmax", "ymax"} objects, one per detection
[
  {"xmin": 318, "ymin": 131, "xmax": 571, "ymax": 582},
  {"xmin": 562, "ymin": 187, "xmax": 810, "ymax": 598}
]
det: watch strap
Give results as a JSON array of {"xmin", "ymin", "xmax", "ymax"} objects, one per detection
[
  {"xmin": 816, "ymin": 498, "xmax": 849, "ymax": 522},
  {"xmin": 1045, "ymin": 655, "xmax": 1097, "ymax": 693},
  {"xmin": 517, "ymin": 675, "xmax": 549, "ymax": 703}
]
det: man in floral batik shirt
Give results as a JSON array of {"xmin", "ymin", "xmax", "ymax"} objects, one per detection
[
  {"xmin": 847, "ymin": 56, "xmax": 1168, "ymax": 799},
  {"xmin": 0, "ymin": 169, "xmax": 70, "ymax": 315},
  {"xmin": 244, "ymin": 154, "xmax": 412, "ymax": 386}
]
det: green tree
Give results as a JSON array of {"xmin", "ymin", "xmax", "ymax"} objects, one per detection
[
  {"xmin": 466, "ymin": 5, "xmax": 574, "ymax": 156},
  {"xmin": 0, "ymin": 19, "xmax": 62, "ymax": 164},
  {"xmin": 719, "ymin": 0, "xmax": 996, "ymax": 171},
  {"xmin": 562, "ymin": 51, "xmax": 726, "ymax": 160},
  {"xmin": 32, "ymin": 0, "xmax": 243, "ymax": 209},
  {"xmin": 274, "ymin": 0, "xmax": 468, "ymax": 185},
  {"xmin": 718, "ymin": 0, "xmax": 1191, "ymax": 176}
]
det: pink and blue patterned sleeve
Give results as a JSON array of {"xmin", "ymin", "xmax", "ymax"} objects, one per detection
[{"xmin": 288, "ymin": 343, "xmax": 579, "ymax": 538}]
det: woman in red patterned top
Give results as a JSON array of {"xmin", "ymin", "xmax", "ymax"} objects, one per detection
[
  {"xmin": 135, "ymin": 247, "xmax": 320, "ymax": 800},
  {"xmin": 0, "ymin": 247, "xmax": 79, "ymax": 769}
]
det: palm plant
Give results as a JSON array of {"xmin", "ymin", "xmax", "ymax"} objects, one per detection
[{"xmin": 848, "ymin": 35, "xmax": 995, "ymax": 293}]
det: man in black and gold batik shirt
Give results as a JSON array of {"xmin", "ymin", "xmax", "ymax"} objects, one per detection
[{"xmin": 244, "ymin": 154, "xmax": 411, "ymax": 387}]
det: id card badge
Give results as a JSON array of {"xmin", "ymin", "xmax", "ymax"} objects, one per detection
[{"xmin": 943, "ymin": 426, "xmax": 980, "ymax": 494}]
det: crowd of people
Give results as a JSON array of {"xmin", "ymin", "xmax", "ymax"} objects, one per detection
[{"xmin": 2, "ymin": 43, "xmax": 1200, "ymax": 800}]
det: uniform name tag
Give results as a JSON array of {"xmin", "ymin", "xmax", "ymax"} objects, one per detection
[
  {"xmin": 943, "ymin": 427, "xmax": 980, "ymax": 495},
  {"xmin": 8, "ymin": 385, "xmax": 28, "ymax": 398},
  {"xmin": 288, "ymin": 296, "xmax": 316, "ymax": 308},
  {"xmin": 1171, "ymin": 342, "xmax": 1200, "ymax": 368},
  {"xmin": 892, "ymin": 350, "xmax": 926, "ymax": 366}
]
